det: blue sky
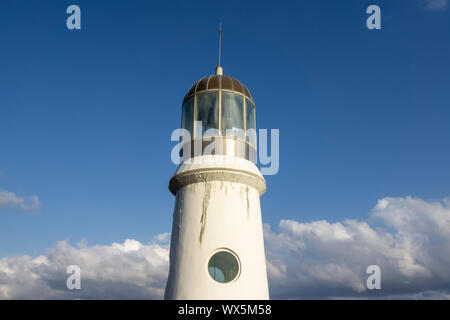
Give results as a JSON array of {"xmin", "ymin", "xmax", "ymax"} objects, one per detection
[{"xmin": 0, "ymin": 0, "xmax": 449, "ymax": 266}]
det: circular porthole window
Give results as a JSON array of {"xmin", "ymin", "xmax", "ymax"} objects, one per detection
[{"xmin": 208, "ymin": 250, "xmax": 240, "ymax": 283}]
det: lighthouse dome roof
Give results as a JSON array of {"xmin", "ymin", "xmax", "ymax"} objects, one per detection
[{"xmin": 183, "ymin": 74, "xmax": 253, "ymax": 104}]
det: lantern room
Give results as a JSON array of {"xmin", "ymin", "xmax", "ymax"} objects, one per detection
[{"xmin": 180, "ymin": 74, "xmax": 257, "ymax": 161}]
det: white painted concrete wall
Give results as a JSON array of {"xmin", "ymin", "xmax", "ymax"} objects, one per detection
[{"xmin": 165, "ymin": 155, "xmax": 269, "ymax": 299}]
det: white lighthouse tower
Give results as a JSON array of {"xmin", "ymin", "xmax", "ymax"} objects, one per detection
[{"xmin": 164, "ymin": 29, "xmax": 269, "ymax": 300}]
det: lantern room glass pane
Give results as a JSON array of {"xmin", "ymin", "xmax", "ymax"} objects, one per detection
[
  {"xmin": 221, "ymin": 92, "xmax": 244, "ymax": 139},
  {"xmin": 196, "ymin": 92, "xmax": 219, "ymax": 137},
  {"xmin": 245, "ymin": 98, "xmax": 256, "ymax": 145},
  {"xmin": 181, "ymin": 97, "xmax": 193, "ymax": 137}
]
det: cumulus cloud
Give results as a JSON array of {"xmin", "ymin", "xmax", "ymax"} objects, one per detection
[
  {"xmin": 0, "ymin": 238, "xmax": 169, "ymax": 299},
  {"xmin": 265, "ymin": 196, "xmax": 450, "ymax": 299},
  {"xmin": 1, "ymin": 196, "xmax": 450, "ymax": 299},
  {"xmin": 426, "ymin": 0, "xmax": 448, "ymax": 10},
  {"xmin": 0, "ymin": 190, "xmax": 41, "ymax": 212}
]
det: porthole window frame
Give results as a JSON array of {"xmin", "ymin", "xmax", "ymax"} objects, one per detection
[{"xmin": 206, "ymin": 248, "xmax": 241, "ymax": 285}]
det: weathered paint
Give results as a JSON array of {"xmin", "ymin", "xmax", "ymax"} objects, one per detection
[{"xmin": 199, "ymin": 182, "xmax": 212, "ymax": 244}]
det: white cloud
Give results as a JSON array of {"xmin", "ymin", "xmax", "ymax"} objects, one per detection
[
  {"xmin": 154, "ymin": 232, "xmax": 170, "ymax": 243},
  {"xmin": 0, "ymin": 190, "xmax": 41, "ymax": 212},
  {"xmin": 426, "ymin": 0, "xmax": 448, "ymax": 10},
  {"xmin": 265, "ymin": 196, "xmax": 450, "ymax": 299},
  {"xmin": 1, "ymin": 196, "xmax": 450, "ymax": 299},
  {"xmin": 0, "ymin": 237, "xmax": 169, "ymax": 299}
]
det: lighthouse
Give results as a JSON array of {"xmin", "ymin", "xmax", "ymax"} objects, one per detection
[{"xmin": 164, "ymin": 28, "xmax": 269, "ymax": 300}]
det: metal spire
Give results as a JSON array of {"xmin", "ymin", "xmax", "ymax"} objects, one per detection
[{"xmin": 216, "ymin": 23, "xmax": 223, "ymax": 75}]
